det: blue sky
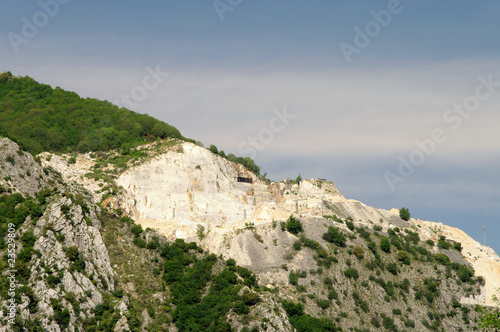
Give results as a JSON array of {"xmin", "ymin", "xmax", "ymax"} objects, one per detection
[{"xmin": 1, "ymin": 1, "xmax": 500, "ymax": 254}]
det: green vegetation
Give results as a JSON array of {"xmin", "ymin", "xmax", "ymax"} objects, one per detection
[
  {"xmin": 344, "ymin": 268, "xmax": 359, "ymax": 280},
  {"xmin": 282, "ymin": 300, "xmax": 341, "ymax": 331},
  {"xmin": 322, "ymin": 226, "xmax": 346, "ymax": 247},
  {"xmin": 208, "ymin": 143, "xmax": 261, "ymax": 175},
  {"xmin": 0, "ymin": 72, "xmax": 184, "ymax": 155},
  {"xmin": 399, "ymin": 207, "xmax": 411, "ymax": 221},
  {"xmin": 479, "ymin": 294, "xmax": 500, "ymax": 330},
  {"xmin": 380, "ymin": 236, "xmax": 391, "ymax": 253},
  {"xmin": 437, "ymin": 235, "xmax": 451, "ymax": 250},
  {"xmin": 284, "ymin": 215, "xmax": 303, "ymax": 235}
]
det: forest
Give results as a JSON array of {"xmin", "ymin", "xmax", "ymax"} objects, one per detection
[{"xmin": 0, "ymin": 71, "xmax": 184, "ymax": 155}]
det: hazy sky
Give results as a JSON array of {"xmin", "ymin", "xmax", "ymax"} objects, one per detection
[{"xmin": 1, "ymin": 1, "xmax": 499, "ymax": 254}]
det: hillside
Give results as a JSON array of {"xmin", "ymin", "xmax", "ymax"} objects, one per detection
[
  {"xmin": 1, "ymin": 75, "xmax": 500, "ymax": 331},
  {"xmin": 0, "ymin": 136, "xmax": 497, "ymax": 331},
  {"xmin": 0, "ymin": 71, "xmax": 183, "ymax": 155}
]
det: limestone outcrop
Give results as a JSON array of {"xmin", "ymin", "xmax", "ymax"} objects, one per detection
[{"xmin": 36, "ymin": 139, "xmax": 500, "ymax": 306}]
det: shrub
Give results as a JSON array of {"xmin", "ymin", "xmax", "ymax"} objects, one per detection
[
  {"xmin": 289, "ymin": 271, "xmax": 299, "ymax": 285},
  {"xmin": 234, "ymin": 300, "xmax": 249, "ymax": 315},
  {"xmin": 285, "ymin": 215, "xmax": 303, "ymax": 234},
  {"xmin": 6, "ymin": 156, "xmax": 15, "ymax": 165},
  {"xmin": 426, "ymin": 239, "xmax": 435, "ymax": 247},
  {"xmin": 344, "ymin": 268, "xmax": 359, "ymax": 280},
  {"xmin": 435, "ymin": 253, "xmax": 451, "ymax": 265},
  {"xmin": 346, "ymin": 220, "xmax": 355, "ymax": 231},
  {"xmin": 397, "ymin": 251, "xmax": 411, "ymax": 265},
  {"xmin": 196, "ymin": 224, "xmax": 206, "ymax": 240},
  {"xmin": 322, "ymin": 227, "xmax": 346, "ymax": 247},
  {"xmin": 64, "ymin": 246, "xmax": 80, "ymax": 262},
  {"xmin": 453, "ymin": 242, "xmax": 463, "ymax": 252},
  {"xmin": 382, "ymin": 314, "xmax": 397, "ymax": 331},
  {"xmin": 404, "ymin": 319, "xmax": 415, "ymax": 328},
  {"xmin": 316, "ymin": 299, "xmax": 330, "ymax": 310},
  {"xmin": 131, "ymin": 224, "xmax": 143, "ymax": 237},
  {"xmin": 243, "ymin": 292, "xmax": 259, "ymax": 306},
  {"xmin": 133, "ymin": 237, "xmax": 146, "ymax": 248},
  {"xmin": 353, "ymin": 245, "xmax": 365, "ymax": 260},
  {"xmin": 399, "ymin": 207, "xmax": 410, "ymax": 221},
  {"xmin": 328, "ymin": 289, "xmax": 338, "ymax": 300},
  {"xmin": 386, "ymin": 262, "xmax": 398, "ymax": 275},
  {"xmin": 457, "ymin": 265, "xmax": 474, "ymax": 283},
  {"xmin": 21, "ymin": 231, "xmax": 36, "ymax": 248},
  {"xmin": 380, "ymin": 237, "xmax": 391, "ymax": 253},
  {"xmin": 437, "ymin": 236, "xmax": 450, "ymax": 249}
]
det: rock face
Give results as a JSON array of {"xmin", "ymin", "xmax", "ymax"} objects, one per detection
[
  {"xmin": 116, "ymin": 141, "xmax": 345, "ymax": 239},
  {"xmin": 0, "ymin": 137, "xmax": 49, "ymax": 196},
  {"xmin": 118, "ymin": 143, "xmax": 274, "ymax": 232},
  {"xmin": 0, "ymin": 139, "xmax": 115, "ymax": 331},
  {"xmin": 38, "ymin": 139, "xmax": 500, "ymax": 306}
]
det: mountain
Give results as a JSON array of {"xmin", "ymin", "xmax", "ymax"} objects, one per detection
[{"xmin": 1, "ymin": 74, "xmax": 500, "ymax": 331}]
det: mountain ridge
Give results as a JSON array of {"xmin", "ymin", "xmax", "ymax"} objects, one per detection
[{"xmin": 2, "ymin": 73, "xmax": 500, "ymax": 331}]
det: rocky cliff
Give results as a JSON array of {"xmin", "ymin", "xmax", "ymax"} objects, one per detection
[
  {"xmin": 39, "ymin": 139, "xmax": 500, "ymax": 306},
  {"xmin": 0, "ymin": 138, "xmax": 114, "ymax": 331},
  {"xmin": 3, "ymin": 136, "xmax": 500, "ymax": 331}
]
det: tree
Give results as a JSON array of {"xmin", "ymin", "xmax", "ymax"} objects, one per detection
[
  {"xmin": 399, "ymin": 207, "xmax": 410, "ymax": 221},
  {"xmin": 285, "ymin": 215, "xmax": 303, "ymax": 235},
  {"xmin": 322, "ymin": 227, "xmax": 346, "ymax": 247},
  {"xmin": 380, "ymin": 237, "xmax": 391, "ymax": 253},
  {"xmin": 209, "ymin": 144, "xmax": 218, "ymax": 154}
]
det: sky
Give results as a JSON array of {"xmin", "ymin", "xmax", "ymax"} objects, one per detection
[{"xmin": 1, "ymin": 1, "xmax": 499, "ymax": 254}]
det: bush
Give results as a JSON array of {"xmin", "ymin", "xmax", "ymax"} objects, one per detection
[
  {"xmin": 426, "ymin": 239, "xmax": 435, "ymax": 247},
  {"xmin": 380, "ymin": 237, "xmax": 391, "ymax": 253},
  {"xmin": 328, "ymin": 289, "xmax": 338, "ymax": 300},
  {"xmin": 434, "ymin": 253, "xmax": 450, "ymax": 265},
  {"xmin": 399, "ymin": 207, "xmax": 410, "ymax": 221},
  {"xmin": 6, "ymin": 156, "xmax": 15, "ymax": 165},
  {"xmin": 397, "ymin": 251, "xmax": 411, "ymax": 265},
  {"xmin": 344, "ymin": 268, "xmax": 359, "ymax": 280},
  {"xmin": 285, "ymin": 215, "xmax": 303, "ymax": 234},
  {"xmin": 346, "ymin": 220, "xmax": 354, "ymax": 231},
  {"xmin": 289, "ymin": 271, "xmax": 299, "ymax": 285},
  {"xmin": 316, "ymin": 299, "xmax": 330, "ymax": 309},
  {"xmin": 131, "ymin": 224, "xmax": 143, "ymax": 237},
  {"xmin": 353, "ymin": 245, "xmax": 365, "ymax": 260},
  {"xmin": 438, "ymin": 236, "xmax": 451, "ymax": 249},
  {"xmin": 242, "ymin": 292, "xmax": 259, "ymax": 306},
  {"xmin": 386, "ymin": 262, "xmax": 398, "ymax": 275},
  {"xmin": 293, "ymin": 240, "xmax": 302, "ymax": 251},
  {"xmin": 453, "ymin": 242, "xmax": 463, "ymax": 252},
  {"xmin": 322, "ymin": 227, "xmax": 346, "ymax": 247}
]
